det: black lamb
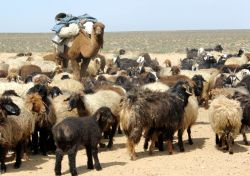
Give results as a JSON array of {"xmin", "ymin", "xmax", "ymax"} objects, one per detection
[{"xmin": 52, "ymin": 107, "xmax": 115, "ymax": 176}]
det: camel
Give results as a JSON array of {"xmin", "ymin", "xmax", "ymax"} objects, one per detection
[{"xmin": 60, "ymin": 22, "xmax": 105, "ymax": 80}]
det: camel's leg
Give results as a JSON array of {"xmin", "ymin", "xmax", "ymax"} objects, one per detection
[
  {"xmin": 80, "ymin": 58, "xmax": 91, "ymax": 78},
  {"xmin": 70, "ymin": 59, "xmax": 80, "ymax": 81}
]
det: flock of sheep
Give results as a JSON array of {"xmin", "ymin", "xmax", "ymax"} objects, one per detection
[{"xmin": 0, "ymin": 45, "xmax": 250, "ymax": 176}]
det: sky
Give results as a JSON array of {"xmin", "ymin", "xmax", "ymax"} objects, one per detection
[{"xmin": 0, "ymin": 0, "xmax": 250, "ymax": 32}]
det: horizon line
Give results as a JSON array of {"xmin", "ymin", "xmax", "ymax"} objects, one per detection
[{"xmin": 0, "ymin": 28, "xmax": 250, "ymax": 34}]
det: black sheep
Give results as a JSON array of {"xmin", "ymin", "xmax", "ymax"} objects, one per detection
[
  {"xmin": 53, "ymin": 107, "xmax": 115, "ymax": 175},
  {"xmin": 232, "ymin": 91, "xmax": 250, "ymax": 145},
  {"xmin": 120, "ymin": 80, "xmax": 192, "ymax": 160},
  {"xmin": 49, "ymin": 86, "xmax": 63, "ymax": 98}
]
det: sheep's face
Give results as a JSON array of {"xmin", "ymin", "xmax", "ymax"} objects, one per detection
[
  {"xmin": 170, "ymin": 66, "xmax": 180, "ymax": 75},
  {"xmin": 0, "ymin": 97, "xmax": 21, "ymax": 116},
  {"xmin": 27, "ymin": 84, "xmax": 48, "ymax": 99},
  {"xmin": 224, "ymin": 74, "xmax": 239, "ymax": 87},
  {"xmin": 95, "ymin": 107, "xmax": 116, "ymax": 131},
  {"xmin": 7, "ymin": 74, "xmax": 18, "ymax": 82},
  {"xmin": 61, "ymin": 74, "xmax": 70, "ymax": 80},
  {"xmin": 145, "ymin": 72, "xmax": 158, "ymax": 83},
  {"xmin": 65, "ymin": 94, "xmax": 84, "ymax": 111},
  {"xmin": 192, "ymin": 75, "xmax": 206, "ymax": 97},
  {"xmin": 49, "ymin": 86, "xmax": 63, "ymax": 98}
]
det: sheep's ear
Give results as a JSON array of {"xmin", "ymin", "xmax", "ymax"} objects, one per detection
[
  {"xmin": 64, "ymin": 97, "xmax": 70, "ymax": 101},
  {"xmin": 202, "ymin": 77, "xmax": 207, "ymax": 82},
  {"xmin": 3, "ymin": 104, "xmax": 20, "ymax": 116}
]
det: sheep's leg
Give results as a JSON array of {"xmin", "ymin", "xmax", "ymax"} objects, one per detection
[
  {"xmin": 157, "ymin": 133, "xmax": 164, "ymax": 151},
  {"xmin": 204, "ymin": 99, "xmax": 209, "ymax": 109},
  {"xmin": 85, "ymin": 145, "xmax": 94, "ymax": 169},
  {"xmin": 31, "ymin": 129, "xmax": 39, "ymax": 155},
  {"xmin": 92, "ymin": 147, "xmax": 102, "ymax": 171},
  {"xmin": 80, "ymin": 58, "xmax": 91, "ymax": 78},
  {"xmin": 55, "ymin": 148, "xmax": 63, "ymax": 176},
  {"xmin": 216, "ymin": 134, "xmax": 220, "ymax": 146},
  {"xmin": 68, "ymin": 145, "xmax": 78, "ymax": 176},
  {"xmin": 127, "ymin": 138, "xmax": 137, "ymax": 160},
  {"xmin": 23, "ymin": 140, "xmax": 29, "ymax": 161},
  {"xmin": 187, "ymin": 126, "xmax": 193, "ymax": 145},
  {"xmin": 0, "ymin": 146, "xmax": 8, "ymax": 174},
  {"xmin": 40, "ymin": 128, "xmax": 49, "ymax": 156},
  {"xmin": 107, "ymin": 121, "xmax": 118, "ymax": 148},
  {"xmin": 166, "ymin": 140, "xmax": 173, "ymax": 155},
  {"xmin": 242, "ymin": 133, "xmax": 248, "ymax": 145},
  {"xmin": 117, "ymin": 125, "xmax": 122, "ymax": 134},
  {"xmin": 241, "ymin": 125, "xmax": 248, "ymax": 145},
  {"xmin": 149, "ymin": 133, "xmax": 158, "ymax": 155},
  {"xmin": 227, "ymin": 135, "xmax": 234, "ymax": 154},
  {"xmin": 71, "ymin": 59, "xmax": 81, "ymax": 81},
  {"xmin": 14, "ymin": 142, "xmax": 22, "ymax": 169},
  {"xmin": 177, "ymin": 129, "xmax": 185, "ymax": 152},
  {"xmin": 143, "ymin": 137, "xmax": 150, "ymax": 151}
]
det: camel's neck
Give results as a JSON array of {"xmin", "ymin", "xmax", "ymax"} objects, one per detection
[{"xmin": 80, "ymin": 32, "xmax": 102, "ymax": 58}]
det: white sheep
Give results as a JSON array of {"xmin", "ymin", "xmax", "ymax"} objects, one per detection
[
  {"xmin": 0, "ymin": 82, "xmax": 34, "ymax": 98},
  {"xmin": 52, "ymin": 72, "xmax": 74, "ymax": 81},
  {"xmin": 87, "ymin": 57, "xmax": 101, "ymax": 76},
  {"xmin": 52, "ymin": 92, "xmax": 78, "ymax": 123},
  {"xmin": 209, "ymin": 95, "xmax": 242, "ymax": 154},
  {"xmin": 225, "ymin": 55, "xmax": 248, "ymax": 65},
  {"xmin": 142, "ymin": 82, "xmax": 169, "ymax": 92},
  {"xmin": 30, "ymin": 60, "xmax": 57, "ymax": 73},
  {"xmin": 180, "ymin": 95, "xmax": 199, "ymax": 145},
  {"xmin": 50, "ymin": 78, "xmax": 83, "ymax": 94}
]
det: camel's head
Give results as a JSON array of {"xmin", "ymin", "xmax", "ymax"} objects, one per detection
[
  {"xmin": 93, "ymin": 22, "xmax": 105, "ymax": 48},
  {"xmin": 93, "ymin": 22, "xmax": 105, "ymax": 35}
]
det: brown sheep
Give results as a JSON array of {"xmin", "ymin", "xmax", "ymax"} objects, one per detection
[
  {"xmin": 160, "ymin": 75, "xmax": 195, "ymax": 88},
  {"xmin": 164, "ymin": 59, "xmax": 172, "ymax": 67},
  {"xmin": 19, "ymin": 64, "xmax": 42, "ymax": 81},
  {"xmin": 170, "ymin": 66, "xmax": 181, "ymax": 75},
  {"xmin": 7, "ymin": 68, "xmax": 20, "ymax": 82},
  {"xmin": 95, "ymin": 53, "xmax": 106, "ymax": 73}
]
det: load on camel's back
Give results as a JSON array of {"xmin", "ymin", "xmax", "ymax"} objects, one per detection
[{"xmin": 52, "ymin": 13, "xmax": 105, "ymax": 81}]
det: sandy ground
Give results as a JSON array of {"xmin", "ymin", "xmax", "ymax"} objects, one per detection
[
  {"xmin": 3, "ymin": 108, "xmax": 250, "ymax": 176},
  {"xmin": 0, "ymin": 52, "xmax": 250, "ymax": 176}
]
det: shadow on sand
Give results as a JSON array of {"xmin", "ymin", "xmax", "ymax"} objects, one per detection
[{"xmin": 62, "ymin": 161, "xmax": 126, "ymax": 175}]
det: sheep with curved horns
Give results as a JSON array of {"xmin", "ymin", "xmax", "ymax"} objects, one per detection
[
  {"xmin": 120, "ymin": 81, "xmax": 192, "ymax": 160},
  {"xmin": 209, "ymin": 95, "xmax": 242, "ymax": 154}
]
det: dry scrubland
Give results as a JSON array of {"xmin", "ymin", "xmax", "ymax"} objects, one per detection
[
  {"xmin": 0, "ymin": 30, "xmax": 250, "ymax": 176},
  {"xmin": 0, "ymin": 30, "xmax": 250, "ymax": 53}
]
